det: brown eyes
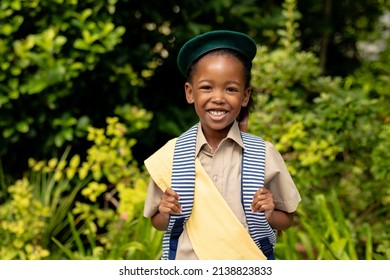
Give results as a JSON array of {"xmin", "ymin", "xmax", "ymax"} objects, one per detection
[
  {"xmin": 227, "ymin": 87, "xmax": 239, "ymax": 92},
  {"xmin": 198, "ymin": 86, "xmax": 239, "ymax": 93}
]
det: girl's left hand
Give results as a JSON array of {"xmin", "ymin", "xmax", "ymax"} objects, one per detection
[{"xmin": 251, "ymin": 188, "xmax": 275, "ymax": 222}]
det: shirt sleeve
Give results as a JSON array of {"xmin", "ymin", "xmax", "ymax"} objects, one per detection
[
  {"xmin": 143, "ymin": 178, "xmax": 164, "ymax": 218},
  {"xmin": 264, "ymin": 141, "xmax": 302, "ymax": 213}
]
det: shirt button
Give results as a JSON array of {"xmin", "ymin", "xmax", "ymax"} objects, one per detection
[{"xmin": 213, "ymin": 175, "xmax": 218, "ymax": 182}]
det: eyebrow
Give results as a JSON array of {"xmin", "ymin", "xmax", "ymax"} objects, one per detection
[{"xmin": 197, "ymin": 79, "xmax": 242, "ymax": 86}]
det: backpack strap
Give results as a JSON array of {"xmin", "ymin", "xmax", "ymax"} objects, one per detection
[
  {"xmin": 161, "ymin": 124, "xmax": 198, "ymax": 260},
  {"xmin": 241, "ymin": 132, "xmax": 276, "ymax": 258},
  {"xmin": 161, "ymin": 124, "xmax": 276, "ymax": 259}
]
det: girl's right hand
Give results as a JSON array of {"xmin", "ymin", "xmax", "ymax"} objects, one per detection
[{"xmin": 158, "ymin": 188, "xmax": 182, "ymax": 219}]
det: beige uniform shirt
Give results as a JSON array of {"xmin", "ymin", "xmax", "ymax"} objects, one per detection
[{"xmin": 144, "ymin": 121, "xmax": 301, "ymax": 259}]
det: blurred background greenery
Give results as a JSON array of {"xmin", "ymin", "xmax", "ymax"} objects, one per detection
[{"xmin": 0, "ymin": 0, "xmax": 389, "ymax": 259}]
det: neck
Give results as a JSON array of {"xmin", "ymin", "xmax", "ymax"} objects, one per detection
[{"xmin": 201, "ymin": 123, "xmax": 233, "ymax": 151}]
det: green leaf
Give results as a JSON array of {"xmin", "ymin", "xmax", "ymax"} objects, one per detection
[
  {"xmin": 2, "ymin": 127, "xmax": 14, "ymax": 138},
  {"xmin": 16, "ymin": 121, "xmax": 29, "ymax": 133}
]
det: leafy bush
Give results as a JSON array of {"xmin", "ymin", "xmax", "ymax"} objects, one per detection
[
  {"xmin": 0, "ymin": 113, "xmax": 162, "ymax": 260},
  {"xmin": 0, "ymin": 178, "xmax": 50, "ymax": 259},
  {"xmin": 27, "ymin": 146, "xmax": 91, "ymax": 257},
  {"xmin": 54, "ymin": 115, "xmax": 161, "ymax": 260},
  {"xmin": 276, "ymin": 191, "xmax": 370, "ymax": 260},
  {"xmin": 250, "ymin": 0, "xmax": 390, "ymax": 259},
  {"xmin": 0, "ymin": 0, "xmax": 154, "ymax": 177}
]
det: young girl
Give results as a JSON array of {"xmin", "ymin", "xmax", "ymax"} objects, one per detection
[{"xmin": 143, "ymin": 30, "xmax": 301, "ymax": 260}]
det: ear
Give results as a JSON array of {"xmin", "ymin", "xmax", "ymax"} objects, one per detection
[
  {"xmin": 241, "ymin": 87, "xmax": 251, "ymax": 107},
  {"xmin": 185, "ymin": 82, "xmax": 194, "ymax": 104}
]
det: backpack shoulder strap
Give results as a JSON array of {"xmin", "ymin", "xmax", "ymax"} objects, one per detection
[
  {"xmin": 161, "ymin": 123, "xmax": 198, "ymax": 260},
  {"xmin": 241, "ymin": 132, "xmax": 276, "ymax": 259}
]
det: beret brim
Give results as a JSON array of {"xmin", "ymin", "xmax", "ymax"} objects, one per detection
[{"xmin": 177, "ymin": 30, "xmax": 257, "ymax": 78}]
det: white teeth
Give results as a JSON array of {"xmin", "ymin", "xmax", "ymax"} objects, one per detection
[{"xmin": 209, "ymin": 110, "xmax": 226, "ymax": 116}]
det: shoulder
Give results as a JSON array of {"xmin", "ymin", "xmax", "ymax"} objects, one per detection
[
  {"xmin": 145, "ymin": 138, "xmax": 177, "ymax": 163},
  {"xmin": 144, "ymin": 138, "xmax": 178, "ymax": 192},
  {"xmin": 263, "ymin": 141, "xmax": 284, "ymax": 160},
  {"xmin": 240, "ymin": 132, "xmax": 266, "ymax": 147},
  {"xmin": 264, "ymin": 140, "xmax": 276, "ymax": 151},
  {"xmin": 241, "ymin": 132, "xmax": 281, "ymax": 154},
  {"xmin": 159, "ymin": 138, "xmax": 178, "ymax": 154}
]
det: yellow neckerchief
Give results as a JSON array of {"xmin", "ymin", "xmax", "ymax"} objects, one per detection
[{"xmin": 144, "ymin": 138, "xmax": 266, "ymax": 260}]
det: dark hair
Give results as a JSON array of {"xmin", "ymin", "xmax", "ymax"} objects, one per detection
[{"xmin": 187, "ymin": 48, "xmax": 255, "ymax": 124}]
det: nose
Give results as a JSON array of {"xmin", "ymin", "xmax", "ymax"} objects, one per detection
[{"xmin": 211, "ymin": 89, "xmax": 225, "ymax": 103}]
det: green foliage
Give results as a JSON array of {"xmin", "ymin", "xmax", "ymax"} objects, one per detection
[
  {"xmin": 0, "ymin": 113, "xmax": 163, "ymax": 260},
  {"xmin": 2, "ymin": 0, "xmax": 388, "ymax": 179},
  {"xmin": 27, "ymin": 146, "xmax": 90, "ymax": 256},
  {"xmin": 276, "ymin": 191, "xmax": 363, "ymax": 260},
  {"xmin": 0, "ymin": 178, "xmax": 50, "ymax": 260},
  {"xmin": 0, "ymin": 0, "xmax": 149, "ymax": 175},
  {"xmin": 50, "ymin": 116, "xmax": 162, "ymax": 260},
  {"xmin": 0, "ymin": 161, "xmax": 8, "ymax": 201},
  {"xmin": 250, "ymin": 0, "xmax": 390, "ymax": 259}
]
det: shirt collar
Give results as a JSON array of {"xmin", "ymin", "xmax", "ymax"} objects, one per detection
[{"xmin": 195, "ymin": 121, "xmax": 245, "ymax": 156}]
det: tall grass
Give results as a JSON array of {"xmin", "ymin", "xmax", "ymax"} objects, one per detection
[
  {"xmin": 27, "ymin": 147, "xmax": 92, "ymax": 256},
  {"xmin": 52, "ymin": 210, "xmax": 163, "ymax": 260},
  {"xmin": 275, "ymin": 190, "xmax": 373, "ymax": 260}
]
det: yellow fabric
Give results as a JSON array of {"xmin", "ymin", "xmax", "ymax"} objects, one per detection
[
  {"xmin": 144, "ymin": 138, "xmax": 266, "ymax": 260},
  {"xmin": 187, "ymin": 159, "xmax": 266, "ymax": 259},
  {"xmin": 144, "ymin": 139, "xmax": 176, "ymax": 193}
]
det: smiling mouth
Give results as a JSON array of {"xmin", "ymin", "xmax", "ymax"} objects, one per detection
[{"xmin": 209, "ymin": 110, "xmax": 227, "ymax": 116}]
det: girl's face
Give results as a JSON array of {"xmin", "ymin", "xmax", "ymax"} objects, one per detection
[{"xmin": 185, "ymin": 54, "xmax": 251, "ymax": 140}]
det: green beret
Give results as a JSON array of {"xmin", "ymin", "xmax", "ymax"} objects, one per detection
[{"xmin": 177, "ymin": 30, "xmax": 257, "ymax": 78}]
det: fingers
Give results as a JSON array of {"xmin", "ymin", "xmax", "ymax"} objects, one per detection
[
  {"xmin": 165, "ymin": 187, "xmax": 180, "ymax": 200},
  {"xmin": 251, "ymin": 188, "xmax": 274, "ymax": 212},
  {"xmin": 159, "ymin": 188, "xmax": 182, "ymax": 216}
]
